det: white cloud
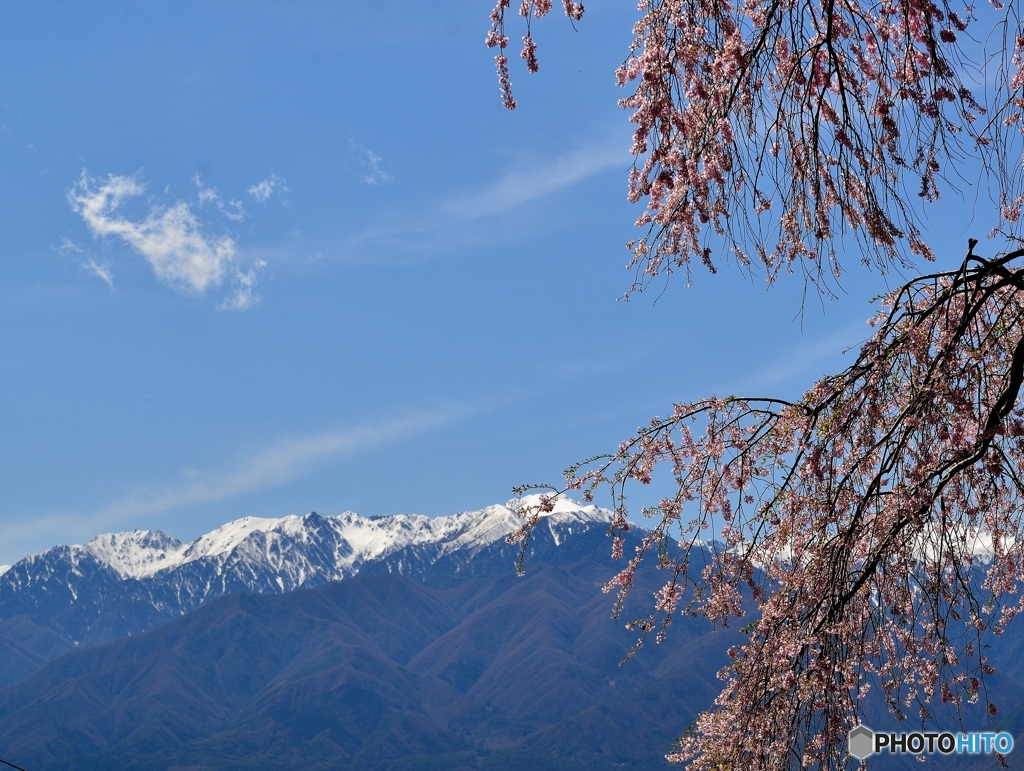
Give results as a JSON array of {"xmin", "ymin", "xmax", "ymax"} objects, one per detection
[
  {"xmin": 84, "ymin": 258, "xmax": 115, "ymax": 288},
  {"xmin": 248, "ymin": 174, "xmax": 287, "ymax": 203},
  {"xmin": 734, "ymin": 322, "xmax": 869, "ymax": 393},
  {"xmin": 350, "ymin": 141, "xmax": 393, "ymax": 185},
  {"xmin": 54, "ymin": 236, "xmax": 83, "ymax": 256},
  {"xmin": 110, "ymin": 411, "xmax": 462, "ymax": 516},
  {"xmin": 193, "ymin": 173, "xmax": 246, "ymax": 222},
  {"xmin": 217, "ymin": 260, "xmax": 266, "ymax": 310},
  {"xmin": 68, "ymin": 171, "xmax": 260, "ymax": 308}
]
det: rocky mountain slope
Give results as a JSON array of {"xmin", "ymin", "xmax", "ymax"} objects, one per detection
[
  {"xmin": 0, "ymin": 529, "xmax": 741, "ymax": 771},
  {"xmin": 0, "ymin": 497, "xmax": 610, "ymax": 684},
  {"xmin": 2, "ymin": 499, "xmax": 1021, "ymax": 771}
]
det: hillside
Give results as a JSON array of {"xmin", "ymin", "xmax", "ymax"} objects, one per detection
[{"xmin": 0, "ymin": 531, "xmax": 743, "ymax": 771}]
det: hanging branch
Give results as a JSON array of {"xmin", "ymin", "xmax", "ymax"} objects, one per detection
[
  {"xmin": 489, "ymin": 0, "xmax": 1024, "ymax": 291},
  {"xmin": 511, "ymin": 243, "xmax": 1024, "ymax": 769}
]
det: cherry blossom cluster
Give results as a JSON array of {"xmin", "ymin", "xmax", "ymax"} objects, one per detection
[
  {"xmin": 491, "ymin": 0, "xmax": 1024, "ymax": 290},
  {"xmin": 511, "ymin": 244, "xmax": 1024, "ymax": 769},
  {"xmin": 612, "ymin": 0, "xmax": 1020, "ymax": 290},
  {"xmin": 486, "ymin": 0, "xmax": 584, "ymax": 109}
]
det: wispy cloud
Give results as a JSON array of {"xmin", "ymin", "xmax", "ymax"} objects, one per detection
[
  {"xmin": 84, "ymin": 258, "xmax": 115, "ymax": 288},
  {"xmin": 100, "ymin": 410, "xmax": 464, "ymax": 520},
  {"xmin": 335, "ymin": 139, "xmax": 629, "ymax": 262},
  {"xmin": 350, "ymin": 141, "xmax": 393, "ymax": 185},
  {"xmin": 54, "ymin": 236, "xmax": 115, "ymax": 288},
  {"xmin": 217, "ymin": 260, "xmax": 266, "ymax": 310},
  {"xmin": 0, "ymin": 408, "xmax": 470, "ymax": 563},
  {"xmin": 727, "ymin": 320, "xmax": 871, "ymax": 395},
  {"xmin": 54, "ymin": 235, "xmax": 83, "ymax": 257},
  {"xmin": 248, "ymin": 174, "xmax": 288, "ymax": 203},
  {"xmin": 68, "ymin": 171, "xmax": 260, "ymax": 309},
  {"xmin": 193, "ymin": 173, "xmax": 246, "ymax": 222},
  {"xmin": 443, "ymin": 144, "xmax": 627, "ymax": 221}
]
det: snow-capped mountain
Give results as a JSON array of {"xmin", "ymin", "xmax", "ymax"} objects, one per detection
[
  {"xmin": 0, "ymin": 496, "xmax": 612, "ymax": 650},
  {"xmin": 78, "ymin": 493, "xmax": 607, "ymax": 581}
]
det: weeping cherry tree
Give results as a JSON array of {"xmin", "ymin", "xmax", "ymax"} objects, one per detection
[{"xmin": 489, "ymin": 0, "xmax": 1024, "ymax": 767}]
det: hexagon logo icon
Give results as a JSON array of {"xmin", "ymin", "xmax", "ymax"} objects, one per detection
[{"xmin": 848, "ymin": 724, "xmax": 874, "ymax": 760}]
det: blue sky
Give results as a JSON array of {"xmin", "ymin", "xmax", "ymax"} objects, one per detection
[{"xmin": 0, "ymin": 0, "xmax": 985, "ymax": 565}]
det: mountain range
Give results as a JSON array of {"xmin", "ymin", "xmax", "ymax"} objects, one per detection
[
  {"xmin": 0, "ymin": 496, "xmax": 608, "ymax": 674},
  {"xmin": 0, "ymin": 497, "xmax": 748, "ymax": 771},
  {"xmin": 2, "ymin": 498, "xmax": 1024, "ymax": 770}
]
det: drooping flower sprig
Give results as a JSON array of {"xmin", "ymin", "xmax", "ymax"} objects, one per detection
[
  {"xmin": 511, "ymin": 243, "xmax": 1024, "ymax": 769},
  {"xmin": 491, "ymin": 0, "xmax": 1024, "ymax": 292}
]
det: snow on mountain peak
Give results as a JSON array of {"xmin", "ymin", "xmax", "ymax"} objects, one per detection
[
  {"xmin": 180, "ymin": 515, "xmax": 299, "ymax": 562},
  {"xmin": 506, "ymin": 493, "xmax": 612, "ymax": 522},
  {"xmin": 83, "ymin": 530, "xmax": 186, "ymax": 579},
  {"xmin": 14, "ymin": 497, "xmax": 612, "ymax": 583}
]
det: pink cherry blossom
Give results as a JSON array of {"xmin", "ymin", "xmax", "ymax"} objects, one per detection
[
  {"xmin": 489, "ymin": 0, "xmax": 1024, "ymax": 291},
  {"xmin": 510, "ymin": 241, "xmax": 1024, "ymax": 769}
]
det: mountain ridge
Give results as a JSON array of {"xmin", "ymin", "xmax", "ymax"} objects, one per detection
[
  {"xmin": 5, "ymin": 495, "xmax": 609, "ymax": 583},
  {"xmin": 0, "ymin": 529, "xmax": 739, "ymax": 771},
  {"xmin": 0, "ymin": 496, "xmax": 614, "ymax": 684},
  {"xmin": 1, "ymin": 500, "xmax": 1022, "ymax": 770}
]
